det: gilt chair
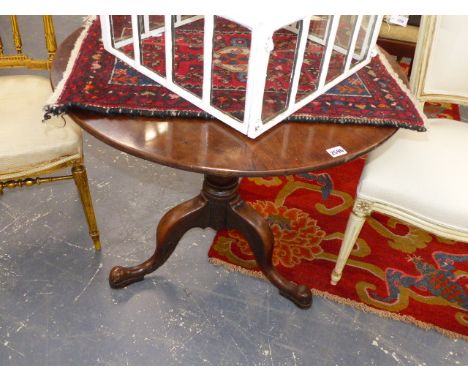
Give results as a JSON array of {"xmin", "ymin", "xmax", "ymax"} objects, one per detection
[
  {"xmin": 331, "ymin": 15, "xmax": 468, "ymax": 285},
  {"xmin": 0, "ymin": 16, "xmax": 101, "ymax": 250}
]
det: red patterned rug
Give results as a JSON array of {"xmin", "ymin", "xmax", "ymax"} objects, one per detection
[
  {"xmin": 208, "ymin": 105, "xmax": 467, "ymax": 340},
  {"xmin": 46, "ymin": 17, "xmax": 426, "ymax": 132},
  {"xmin": 424, "ymin": 102, "xmax": 461, "ymax": 120},
  {"xmin": 48, "ymin": 17, "xmax": 467, "ymax": 338}
]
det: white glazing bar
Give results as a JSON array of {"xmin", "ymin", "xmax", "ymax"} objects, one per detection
[
  {"xmin": 176, "ymin": 15, "xmax": 182, "ymax": 24},
  {"xmin": 143, "ymin": 15, "xmax": 150, "ymax": 34},
  {"xmin": 355, "ymin": 16, "xmax": 372, "ymax": 60},
  {"xmin": 174, "ymin": 15, "xmax": 204, "ymax": 28},
  {"xmin": 366, "ymin": 15, "xmax": 384, "ymax": 59},
  {"xmin": 100, "ymin": 16, "xmax": 112, "ymax": 51},
  {"xmin": 284, "ymin": 17, "xmax": 329, "ymax": 44},
  {"xmin": 164, "ymin": 15, "xmax": 173, "ymax": 84},
  {"xmin": 131, "ymin": 15, "xmax": 142, "ymax": 66},
  {"xmin": 284, "ymin": 25, "xmax": 299, "ymax": 33},
  {"xmin": 284, "ymin": 19, "xmax": 325, "ymax": 48},
  {"xmin": 202, "ymin": 15, "xmax": 214, "ymax": 105},
  {"xmin": 105, "ymin": 40, "xmax": 246, "ymax": 134},
  {"xmin": 344, "ymin": 15, "xmax": 363, "ymax": 72},
  {"xmin": 288, "ymin": 17, "xmax": 311, "ymax": 109},
  {"xmin": 284, "ymin": 23, "xmax": 352, "ymax": 58},
  {"xmin": 141, "ymin": 26, "xmax": 165, "ymax": 39},
  {"xmin": 324, "ymin": 15, "xmax": 332, "ymax": 44},
  {"xmin": 107, "ymin": 44, "xmax": 138, "ymax": 71},
  {"xmin": 317, "ymin": 15, "xmax": 340, "ymax": 89},
  {"xmin": 114, "ymin": 37, "xmax": 134, "ymax": 49},
  {"xmin": 244, "ymin": 28, "xmax": 272, "ymax": 137},
  {"xmin": 102, "ymin": 14, "xmax": 382, "ymax": 139},
  {"xmin": 252, "ymin": 57, "xmax": 372, "ymax": 138},
  {"xmin": 297, "ymin": 57, "xmax": 369, "ymax": 109},
  {"xmin": 349, "ymin": 15, "xmax": 369, "ymax": 62},
  {"xmin": 358, "ymin": 15, "xmax": 379, "ymax": 60}
]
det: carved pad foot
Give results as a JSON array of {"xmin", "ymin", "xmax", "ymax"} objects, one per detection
[
  {"xmin": 227, "ymin": 194, "xmax": 313, "ymax": 309},
  {"xmin": 330, "ymin": 270, "xmax": 341, "ymax": 286},
  {"xmin": 109, "ymin": 175, "xmax": 313, "ymax": 309},
  {"xmin": 279, "ymin": 284, "xmax": 312, "ymax": 309},
  {"xmin": 109, "ymin": 266, "xmax": 145, "ymax": 289}
]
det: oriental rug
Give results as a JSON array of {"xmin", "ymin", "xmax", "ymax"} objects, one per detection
[
  {"xmin": 46, "ymin": 17, "xmax": 426, "ymax": 132},
  {"xmin": 208, "ymin": 105, "xmax": 467, "ymax": 340}
]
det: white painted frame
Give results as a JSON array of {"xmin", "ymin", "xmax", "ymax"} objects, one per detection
[
  {"xmin": 331, "ymin": 196, "xmax": 468, "ymax": 286},
  {"xmin": 100, "ymin": 15, "xmax": 383, "ymax": 139},
  {"xmin": 410, "ymin": 15, "xmax": 468, "ymax": 106}
]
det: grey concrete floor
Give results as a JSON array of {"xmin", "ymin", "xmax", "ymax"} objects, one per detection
[{"xmin": 1, "ymin": 16, "xmax": 467, "ymax": 366}]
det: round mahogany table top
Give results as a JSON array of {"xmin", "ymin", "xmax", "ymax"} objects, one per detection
[{"xmin": 51, "ymin": 29, "xmax": 399, "ymax": 177}]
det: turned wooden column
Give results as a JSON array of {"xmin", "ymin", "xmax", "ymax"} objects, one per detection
[{"xmin": 109, "ymin": 175, "xmax": 312, "ymax": 308}]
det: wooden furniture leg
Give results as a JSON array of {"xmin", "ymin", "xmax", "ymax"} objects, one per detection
[
  {"xmin": 227, "ymin": 198, "xmax": 312, "ymax": 308},
  {"xmin": 109, "ymin": 194, "xmax": 209, "ymax": 288},
  {"xmin": 109, "ymin": 174, "xmax": 312, "ymax": 309},
  {"xmin": 331, "ymin": 199, "xmax": 371, "ymax": 285},
  {"xmin": 72, "ymin": 163, "xmax": 101, "ymax": 250}
]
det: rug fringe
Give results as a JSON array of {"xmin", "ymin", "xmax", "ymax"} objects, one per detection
[
  {"xmin": 208, "ymin": 257, "xmax": 468, "ymax": 341},
  {"xmin": 47, "ymin": 101, "xmax": 214, "ymax": 121},
  {"xmin": 52, "ymin": 101, "xmax": 426, "ymax": 132},
  {"xmin": 288, "ymin": 113, "xmax": 427, "ymax": 131},
  {"xmin": 45, "ymin": 22, "xmax": 426, "ymax": 133},
  {"xmin": 44, "ymin": 16, "xmax": 97, "ymax": 119}
]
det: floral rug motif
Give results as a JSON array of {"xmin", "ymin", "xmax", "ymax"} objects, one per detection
[
  {"xmin": 208, "ymin": 157, "xmax": 468, "ymax": 340},
  {"xmin": 47, "ymin": 17, "xmax": 426, "ymax": 132},
  {"xmin": 209, "ymin": 102, "xmax": 467, "ymax": 339}
]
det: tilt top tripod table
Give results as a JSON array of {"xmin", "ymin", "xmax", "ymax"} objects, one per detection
[{"xmin": 51, "ymin": 29, "xmax": 399, "ymax": 308}]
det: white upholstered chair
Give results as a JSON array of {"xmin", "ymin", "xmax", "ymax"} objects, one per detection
[
  {"xmin": 0, "ymin": 16, "xmax": 100, "ymax": 250},
  {"xmin": 331, "ymin": 15, "xmax": 468, "ymax": 285}
]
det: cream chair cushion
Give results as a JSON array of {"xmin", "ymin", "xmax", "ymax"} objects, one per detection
[
  {"xmin": 358, "ymin": 118, "xmax": 468, "ymax": 232},
  {"xmin": 0, "ymin": 75, "xmax": 81, "ymax": 180}
]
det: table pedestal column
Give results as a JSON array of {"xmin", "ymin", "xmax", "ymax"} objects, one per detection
[{"xmin": 109, "ymin": 174, "xmax": 312, "ymax": 308}]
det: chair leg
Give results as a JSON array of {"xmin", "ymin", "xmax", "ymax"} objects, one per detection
[
  {"xmin": 72, "ymin": 163, "xmax": 101, "ymax": 250},
  {"xmin": 331, "ymin": 199, "xmax": 372, "ymax": 285}
]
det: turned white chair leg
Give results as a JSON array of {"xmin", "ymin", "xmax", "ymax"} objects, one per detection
[{"xmin": 331, "ymin": 199, "xmax": 372, "ymax": 285}]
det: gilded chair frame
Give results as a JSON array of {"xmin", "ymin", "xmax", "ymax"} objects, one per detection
[
  {"xmin": 0, "ymin": 15, "xmax": 101, "ymax": 250},
  {"xmin": 0, "ymin": 16, "xmax": 56, "ymax": 69}
]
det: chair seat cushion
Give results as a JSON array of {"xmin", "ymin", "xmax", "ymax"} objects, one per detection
[
  {"xmin": 358, "ymin": 118, "xmax": 468, "ymax": 232},
  {"xmin": 0, "ymin": 75, "xmax": 81, "ymax": 178}
]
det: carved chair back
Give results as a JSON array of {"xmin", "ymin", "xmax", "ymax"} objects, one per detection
[
  {"xmin": 0, "ymin": 15, "xmax": 56, "ymax": 70},
  {"xmin": 0, "ymin": 16, "xmax": 101, "ymax": 249}
]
